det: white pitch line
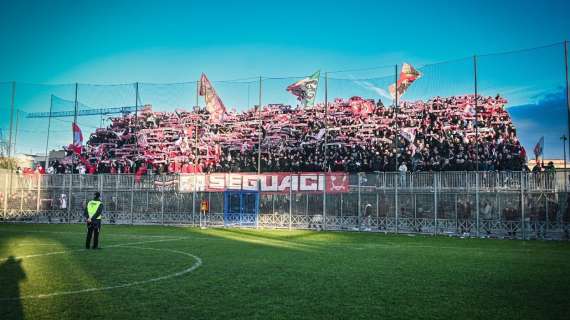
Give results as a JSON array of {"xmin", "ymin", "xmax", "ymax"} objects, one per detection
[
  {"xmin": 0, "ymin": 246, "xmax": 202, "ymax": 301},
  {"xmin": 0, "ymin": 237, "xmax": 186, "ymax": 262}
]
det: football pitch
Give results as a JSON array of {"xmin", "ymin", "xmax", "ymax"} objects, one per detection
[{"xmin": 1, "ymin": 224, "xmax": 569, "ymax": 320}]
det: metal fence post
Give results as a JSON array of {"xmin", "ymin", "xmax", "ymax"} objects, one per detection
[
  {"xmin": 161, "ymin": 184, "xmax": 165, "ymax": 225},
  {"xmin": 289, "ymin": 173, "xmax": 292, "ymax": 230},
  {"xmin": 434, "ymin": 173, "xmax": 438, "ymax": 236},
  {"xmin": 476, "ymin": 172, "xmax": 480, "ymax": 237},
  {"xmin": 520, "ymin": 171, "xmax": 526, "ymax": 240},
  {"xmin": 376, "ymin": 173, "xmax": 379, "ymax": 231},
  {"xmin": 36, "ymin": 174, "xmax": 41, "ymax": 220},
  {"xmin": 358, "ymin": 173, "xmax": 362, "ymax": 230},
  {"xmin": 192, "ymin": 173, "xmax": 196, "ymax": 226},
  {"xmin": 323, "ymin": 174, "xmax": 327, "ymax": 231},
  {"xmin": 395, "ymin": 173, "xmax": 399, "ymax": 234},
  {"xmin": 19, "ymin": 181, "xmax": 24, "ymax": 213},
  {"xmin": 3, "ymin": 174, "xmax": 7, "ymax": 218},
  {"xmin": 67, "ymin": 175, "xmax": 72, "ymax": 222},
  {"xmin": 130, "ymin": 175, "xmax": 134, "ymax": 225}
]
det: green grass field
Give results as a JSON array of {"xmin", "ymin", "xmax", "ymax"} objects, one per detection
[{"xmin": 1, "ymin": 224, "xmax": 569, "ymax": 320}]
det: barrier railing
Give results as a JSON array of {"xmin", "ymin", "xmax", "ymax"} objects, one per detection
[{"xmin": 0, "ymin": 171, "xmax": 568, "ymax": 240}]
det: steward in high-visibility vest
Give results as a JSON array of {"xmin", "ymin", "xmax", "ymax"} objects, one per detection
[
  {"xmin": 84, "ymin": 192, "xmax": 103, "ymax": 249},
  {"xmin": 200, "ymin": 199, "xmax": 209, "ymax": 213}
]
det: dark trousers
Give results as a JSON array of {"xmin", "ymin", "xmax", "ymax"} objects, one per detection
[{"xmin": 85, "ymin": 221, "xmax": 101, "ymax": 249}]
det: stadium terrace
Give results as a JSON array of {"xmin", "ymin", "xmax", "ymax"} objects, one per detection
[{"xmin": 46, "ymin": 94, "xmax": 526, "ymax": 175}]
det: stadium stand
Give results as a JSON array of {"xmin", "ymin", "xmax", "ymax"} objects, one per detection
[{"xmin": 47, "ymin": 94, "xmax": 526, "ymax": 174}]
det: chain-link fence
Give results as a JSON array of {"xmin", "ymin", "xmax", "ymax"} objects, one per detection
[{"xmin": 0, "ymin": 42, "xmax": 568, "ymax": 170}]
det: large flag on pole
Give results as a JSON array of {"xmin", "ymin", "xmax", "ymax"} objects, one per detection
[
  {"xmin": 389, "ymin": 63, "xmax": 422, "ymax": 99},
  {"xmin": 286, "ymin": 71, "xmax": 320, "ymax": 107},
  {"xmin": 72, "ymin": 122, "xmax": 83, "ymax": 146},
  {"xmin": 533, "ymin": 136, "xmax": 544, "ymax": 164},
  {"xmin": 199, "ymin": 73, "xmax": 226, "ymax": 123}
]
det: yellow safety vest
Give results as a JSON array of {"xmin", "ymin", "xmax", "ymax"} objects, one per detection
[{"xmin": 87, "ymin": 200, "xmax": 102, "ymax": 220}]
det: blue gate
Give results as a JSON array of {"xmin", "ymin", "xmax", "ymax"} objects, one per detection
[{"xmin": 223, "ymin": 190, "xmax": 259, "ymax": 227}]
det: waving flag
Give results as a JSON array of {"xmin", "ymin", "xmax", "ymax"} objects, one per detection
[
  {"xmin": 400, "ymin": 127, "xmax": 417, "ymax": 143},
  {"xmin": 199, "ymin": 73, "xmax": 226, "ymax": 123},
  {"xmin": 286, "ymin": 71, "xmax": 320, "ymax": 107},
  {"xmin": 349, "ymin": 96, "xmax": 375, "ymax": 117},
  {"xmin": 389, "ymin": 63, "xmax": 422, "ymax": 99},
  {"xmin": 72, "ymin": 122, "xmax": 83, "ymax": 146},
  {"xmin": 533, "ymin": 136, "xmax": 544, "ymax": 163}
]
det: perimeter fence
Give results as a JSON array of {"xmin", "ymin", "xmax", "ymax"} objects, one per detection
[{"xmin": 1, "ymin": 171, "xmax": 569, "ymax": 240}]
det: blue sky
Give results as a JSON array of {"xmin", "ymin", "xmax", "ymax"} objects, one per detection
[{"xmin": 0, "ymin": 0, "xmax": 569, "ymax": 157}]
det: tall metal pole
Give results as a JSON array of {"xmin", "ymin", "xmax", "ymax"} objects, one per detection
[
  {"xmin": 13, "ymin": 110, "xmax": 20, "ymax": 156},
  {"xmin": 7, "ymin": 81, "xmax": 15, "ymax": 196},
  {"xmin": 564, "ymin": 40, "xmax": 570, "ymax": 195},
  {"xmin": 257, "ymin": 76, "xmax": 262, "ymax": 230},
  {"xmin": 562, "ymin": 135, "xmax": 567, "ymax": 193},
  {"xmin": 473, "ymin": 55, "xmax": 479, "ymax": 171},
  {"xmin": 134, "ymin": 82, "xmax": 139, "ymax": 155},
  {"xmin": 323, "ymin": 72, "xmax": 329, "ymax": 171},
  {"xmin": 193, "ymin": 81, "xmax": 199, "ymax": 225},
  {"xmin": 44, "ymin": 95, "xmax": 54, "ymax": 167},
  {"xmin": 394, "ymin": 64, "xmax": 399, "ymax": 172},
  {"xmin": 257, "ymin": 76, "xmax": 262, "ymax": 175},
  {"xmin": 323, "ymin": 72, "xmax": 328, "ymax": 229},
  {"xmin": 474, "ymin": 55, "xmax": 480, "ymax": 237},
  {"xmin": 73, "ymin": 83, "xmax": 78, "ymax": 126},
  {"xmin": 7, "ymin": 81, "xmax": 15, "ymax": 159}
]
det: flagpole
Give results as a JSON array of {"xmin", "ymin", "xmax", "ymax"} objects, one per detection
[
  {"xmin": 394, "ymin": 64, "xmax": 399, "ymax": 172},
  {"xmin": 473, "ymin": 55, "xmax": 479, "ymax": 172},
  {"xmin": 257, "ymin": 76, "xmax": 262, "ymax": 175},
  {"xmin": 44, "ymin": 95, "xmax": 54, "ymax": 168}
]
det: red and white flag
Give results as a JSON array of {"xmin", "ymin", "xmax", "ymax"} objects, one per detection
[
  {"xmin": 72, "ymin": 122, "xmax": 83, "ymax": 146},
  {"xmin": 199, "ymin": 73, "xmax": 226, "ymax": 123},
  {"xmin": 400, "ymin": 127, "xmax": 417, "ymax": 143},
  {"xmin": 389, "ymin": 63, "xmax": 422, "ymax": 99}
]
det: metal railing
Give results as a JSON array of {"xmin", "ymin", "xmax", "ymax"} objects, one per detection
[{"xmin": 1, "ymin": 171, "xmax": 569, "ymax": 240}]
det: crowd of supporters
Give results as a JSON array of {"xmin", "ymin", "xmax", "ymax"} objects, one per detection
[{"xmin": 47, "ymin": 94, "xmax": 527, "ymax": 174}]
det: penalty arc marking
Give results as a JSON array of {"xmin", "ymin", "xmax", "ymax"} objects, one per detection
[{"xmin": 0, "ymin": 245, "xmax": 202, "ymax": 301}]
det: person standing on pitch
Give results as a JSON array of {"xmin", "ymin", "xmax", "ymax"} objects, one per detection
[{"xmin": 84, "ymin": 192, "xmax": 103, "ymax": 249}]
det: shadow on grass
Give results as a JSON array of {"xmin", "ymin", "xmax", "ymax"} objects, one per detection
[{"xmin": 0, "ymin": 256, "xmax": 26, "ymax": 320}]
